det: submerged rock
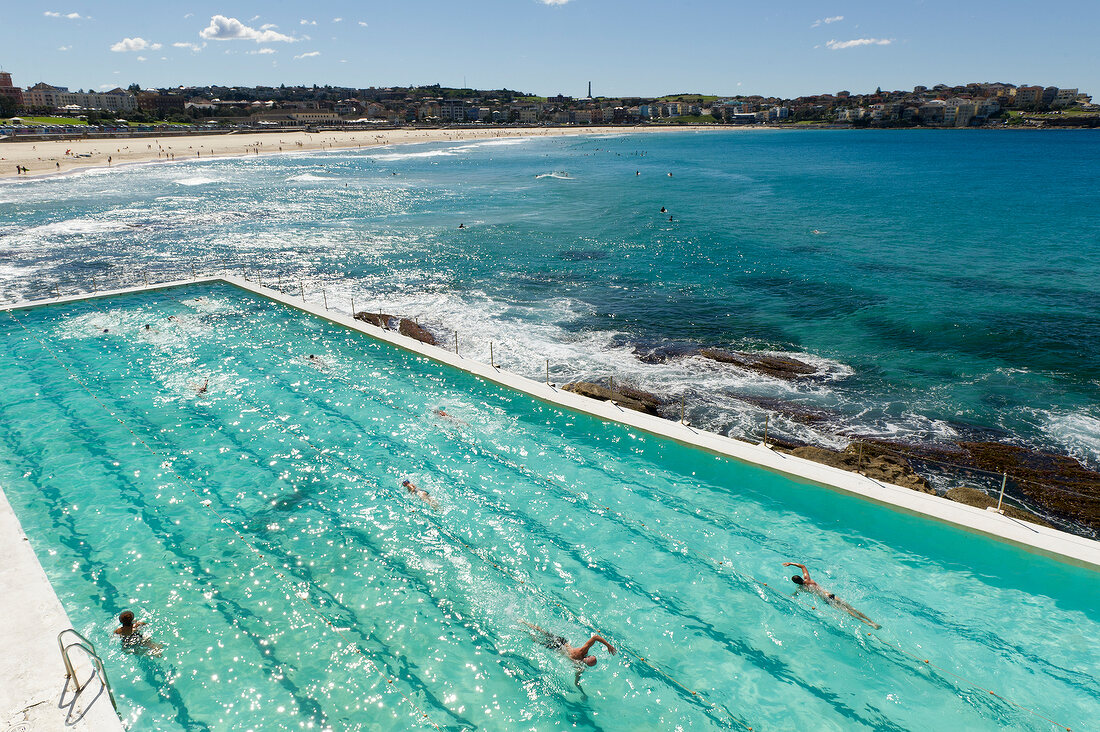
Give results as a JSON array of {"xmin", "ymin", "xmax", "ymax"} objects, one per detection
[
  {"xmin": 398, "ymin": 318, "xmax": 436, "ymax": 346},
  {"xmin": 562, "ymin": 381, "xmax": 662, "ymax": 416},
  {"xmin": 697, "ymin": 349, "xmax": 817, "ymax": 380}
]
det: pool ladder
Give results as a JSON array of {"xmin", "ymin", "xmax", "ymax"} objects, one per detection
[{"xmin": 57, "ymin": 629, "xmax": 118, "ymax": 713}]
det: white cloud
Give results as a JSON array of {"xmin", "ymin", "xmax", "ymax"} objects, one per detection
[
  {"xmin": 260, "ymin": 23, "xmax": 278, "ymax": 29},
  {"xmin": 358, "ymin": 21, "xmax": 368, "ymax": 27},
  {"xmin": 136, "ymin": 56, "xmax": 147, "ymax": 62},
  {"xmin": 173, "ymin": 41, "xmax": 205, "ymax": 52},
  {"xmin": 812, "ymin": 15, "xmax": 844, "ymax": 28},
  {"xmin": 184, "ymin": 12, "xmax": 193, "ymax": 19},
  {"xmin": 110, "ymin": 37, "xmax": 161, "ymax": 52},
  {"xmin": 248, "ymin": 48, "xmax": 276, "ymax": 55},
  {"xmin": 58, "ymin": 45, "xmax": 71, "ymax": 51},
  {"xmin": 300, "ymin": 19, "xmax": 316, "ymax": 25},
  {"xmin": 45, "ymin": 10, "xmax": 84, "ymax": 19},
  {"xmin": 293, "ymin": 51, "xmax": 321, "ymax": 59},
  {"xmin": 333, "ymin": 17, "xmax": 343, "ymax": 22},
  {"xmin": 825, "ymin": 37, "xmax": 892, "ymax": 50},
  {"xmin": 200, "ymin": 15, "xmax": 296, "ymax": 42}
]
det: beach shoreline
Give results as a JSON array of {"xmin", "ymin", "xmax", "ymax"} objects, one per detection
[{"xmin": 0, "ymin": 125, "xmax": 732, "ymax": 181}]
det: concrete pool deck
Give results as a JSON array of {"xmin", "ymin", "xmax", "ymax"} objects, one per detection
[
  {"xmin": 1, "ymin": 273, "xmax": 1098, "ymax": 727},
  {"xmin": 0, "ymin": 486, "xmax": 124, "ymax": 731}
]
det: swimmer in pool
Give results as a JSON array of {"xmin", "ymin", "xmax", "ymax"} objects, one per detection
[
  {"xmin": 195, "ymin": 378, "xmax": 209, "ymax": 394},
  {"xmin": 114, "ymin": 610, "xmax": 163, "ymax": 655},
  {"xmin": 524, "ymin": 622, "xmax": 616, "ymax": 686},
  {"xmin": 401, "ymin": 479, "xmax": 438, "ymax": 509},
  {"xmin": 783, "ymin": 562, "xmax": 880, "ymax": 629}
]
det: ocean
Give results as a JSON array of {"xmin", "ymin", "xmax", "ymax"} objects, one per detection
[{"xmin": 2, "ymin": 128, "xmax": 1098, "ymax": 477}]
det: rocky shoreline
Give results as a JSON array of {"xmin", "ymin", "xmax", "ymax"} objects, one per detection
[{"xmin": 568, "ymin": 343, "xmax": 1100, "ymax": 535}]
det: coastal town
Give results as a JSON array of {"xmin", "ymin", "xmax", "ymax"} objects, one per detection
[{"xmin": 1, "ymin": 71, "xmax": 1096, "ymax": 134}]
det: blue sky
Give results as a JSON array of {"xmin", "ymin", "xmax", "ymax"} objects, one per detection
[{"xmin": 4, "ymin": 1, "xmax": 1098, "ymax": 98}]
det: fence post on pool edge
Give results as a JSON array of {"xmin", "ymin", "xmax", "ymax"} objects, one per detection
[
  {"xmin": 996, "ymin": 471, "xmax": 1007, "ymax": 512},
  {"xmin": 490, "ymin": 342, "xmax": 494, "ymax": 368},
  {"xmin": 609, "ymin": 374, "xmax": 614, "ymax": 399},
  {"xmin": 55, "ymin": 284, "xmax": 61, "ymax": 300},
  {"xmin": 351, "ymin": 297, "xmax": 355, "ymax": 317},
  {"xmin": 143, "ymin": 270, "xmax": 148, "ymax": 287},
  {"xmin": 258, "ymin": 275, "xmax": 263, "ymax": 288},
  {"xmin": 762, "ymin": 414, "xmax": 769, "ymax": 448},
  {"xmin": 91, "ymin": 275, "xmax": 97, "ymax": 293},
  {"xmin": 454, "ymin": 331, "xmax": 459, "ymax": 356},
  {"xmin": 322, "ymin": 289, "xmax": 328, "ymax": 310},
  {"xmin": 680, "ymin": 395, "xmax": 685, "ymax": 424},
  {"xmin": 191, "ymin": 260, "xmax": 196, "ymax": 279},
  {"xmin": 857, "ymin": 441, "xmax": 864, "ymax": 474},
  {"xmin": 300, "ymin": 281, "xmax": 305, "ymax": 301},
  {"xmin": 546, "ymin": 359, "xmax": 550, "ymax": 386}
]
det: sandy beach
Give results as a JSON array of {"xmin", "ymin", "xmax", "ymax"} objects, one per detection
[{"xmin": 0, "ymin": 125, "xmax": 717, "ymax": 180}]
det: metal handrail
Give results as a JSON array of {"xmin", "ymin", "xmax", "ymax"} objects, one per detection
[{"xmin": 57, "ymin": 629, "xmax": 118, "ymax": 713}]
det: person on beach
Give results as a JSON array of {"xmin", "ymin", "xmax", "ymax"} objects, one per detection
[
  {"xmin": 783, "ymin": 562, "xmax": 880, "ymax": 629},
  {"xmin": 401, "ymin": 479, "xmax": 438, "ymax": 508},
  {"xmin": 114, "ymin": 610, "xmax": 163, "ymax": 655},
  {"xmin": 523, "ymin": 622, "xmax": 616, "ymax": 686}
]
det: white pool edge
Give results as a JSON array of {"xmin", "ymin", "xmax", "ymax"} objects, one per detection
[
  {"xmin": 3, "ymin": 275, "xmax": 1098, "ymax": 572},
  {"xmin": 0, "ymin": 486, "xmax": 125, "ymax": 730}
]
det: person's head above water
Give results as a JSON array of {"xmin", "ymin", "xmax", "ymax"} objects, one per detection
[
  {"xmin": 119, "ymin": 610, "xmax": 135, "ymax": 627},
  {"xmin": 791, "ymin": 575, "xmax": 806, "ymax": 585},
  {"xmin": 583, "ymin": 655, "xmax": 597, "ymax": 667}
]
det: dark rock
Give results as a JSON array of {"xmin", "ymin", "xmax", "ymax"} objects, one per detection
[
  {"xmin": 562, "ymin": 381, "xmax": 661, "ymax": 416},
  {"xmin": 850, "ymin": 437, "xmax": 1100, "ymax": 533},
  {"xmin": 944, "ymin": 486, "xmax": 1052, "ymax": 527},
  {"xmin": 781, "ymin": 443, "xmax": 935, "ymax": 494},
  {"xmin": 398, "ymin": 318, "xmax": 436, "ymax": 346},
  {"xmin": 954, "ymin": 441, "xmax": 1100, "ymax": 532},
  {"xmin": 354, "ymin": 311, "xmax": 394, "ymax": 329},
  {"xmin": 698, "ymin": 349, "xmax": 817, "ymax": 379},
  {"xmin": 632, "ymin": 342, "xmax": 699, "ymax": 365}
]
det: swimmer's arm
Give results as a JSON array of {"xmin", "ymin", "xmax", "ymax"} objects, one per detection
[
  {"xmin": 783, "ymin": 562, "xmax": 811, "ymax": 582},
  {"xmin": 578, "ymin": 634, "xmax": 616, "ymax": 656},
  {"xmin": 133, "ymin": 621, "xmax": 148, "ymax": 628}
]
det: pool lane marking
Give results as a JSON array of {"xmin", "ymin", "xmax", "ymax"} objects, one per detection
[
  {"xmin": 87, "ymin": 291, "xmax": 1083, "ymax": 732},
  {"xmin": 79, "ymin": 294, "xmax": 713, "ymax": 730},
  {"xmin": 192, "ymin": 289, "xmax": 1084, "ymax": 732},
  {"xmin": 225, "ymin": 298, "xmax": 1074, "ymax": 731},
  {"xmin": 138, "ymin": 295, "xmax": 757, "ymax": 730},
  {"xmin": 5, "ymin": 308, "xmax": 446, "ymax": 731},
  {"xmin": 201, "ymin": 289, "xmax": 1074, "ymax": 732}
]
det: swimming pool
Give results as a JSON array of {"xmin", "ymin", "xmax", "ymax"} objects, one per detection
[{"xmin": 0, "ymin": 281, "xmax": 1096, "ymax": 731}]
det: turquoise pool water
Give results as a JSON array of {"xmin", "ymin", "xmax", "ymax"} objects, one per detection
[{"xmin": 0, "ymin": 282, "xmax": 1096, "ymax": 731}]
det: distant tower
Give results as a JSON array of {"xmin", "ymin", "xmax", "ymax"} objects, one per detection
[{"xmin": 587, "ymin": 81, "xmax": 592, "ymax": 99}]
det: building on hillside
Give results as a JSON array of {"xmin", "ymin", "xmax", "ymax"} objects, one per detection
[
  {"xmin": 0, "ymin": 71, "xmax": 23, "ymax": 108},
  {"xmin": 1051, "ymin": 88, "xmax": 1079, "ymax": 108},
  {"xmin": 137, "ymin": 91, "xmax": 185, "ymax": 115},
  {"xmin": 515, "ymin": 105, "xmax": 539, "ymax": 123},
  {"xmin": 23, "ymin": 82, "xmax": 136, "ymax": 112},
  {"xmin": 249, "ymin": 110, "xmax": 340, "ymax": 126},
  {"xmin": 943, "ymin": 99, "xmax": 977, "ymax": 127},
  {"xmin": 1013, "ymin": 86, "xmax": 1044, "ymax": 108},
  {"xmin": 440, "ymin": 99, "xmax": 466, "ymax": 122}
]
